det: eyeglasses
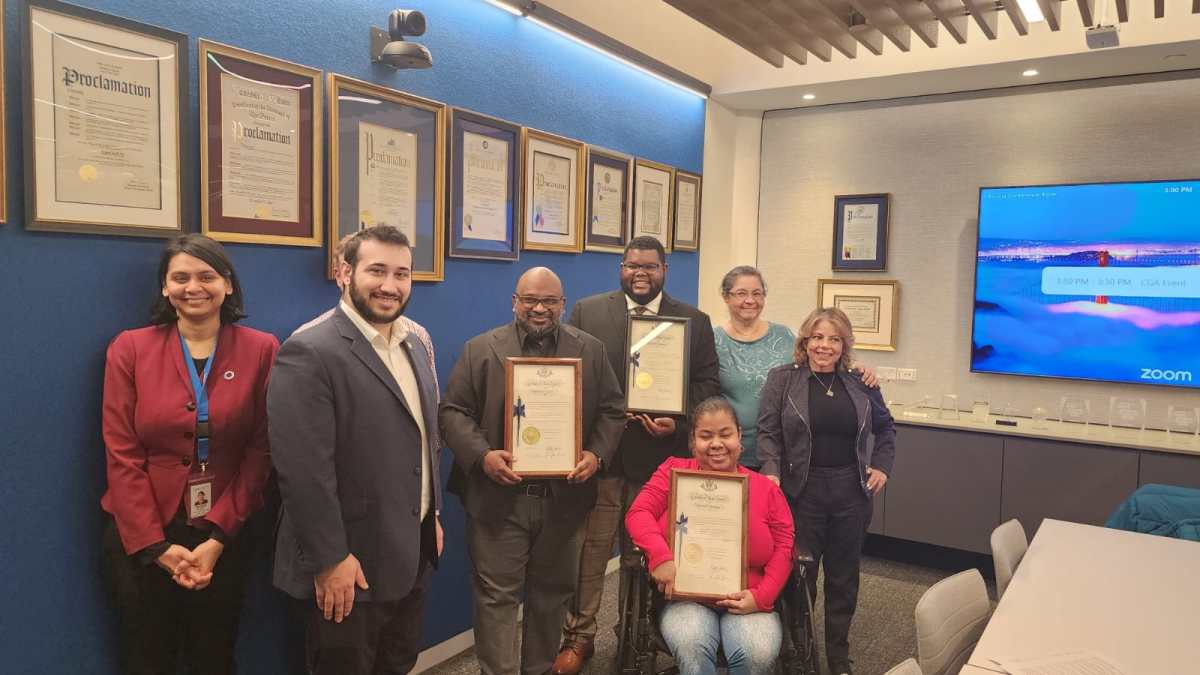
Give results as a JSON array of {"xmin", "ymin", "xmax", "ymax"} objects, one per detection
[
  {"xmin": 515, "ymin": 295, "xmax": 564, "ymax": 308},
  {"xmin": 728, "ymin": 290, "xmax": 765, "ymax": 301},
  {"xmin": 620, "ymin": 262, "xmax": 662, "ymax": 273}
]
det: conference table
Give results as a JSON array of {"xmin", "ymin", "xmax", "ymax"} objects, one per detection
[{"xmin": 966, "ymin": 518, "xmax": 1200, "ymax": 674}]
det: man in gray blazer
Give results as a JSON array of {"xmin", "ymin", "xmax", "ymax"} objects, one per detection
[
  {"xmin": 269, "ymin": 226, "xmax": 442, "ymax": 675},
  {"xmin": 553, "ymin": 236, "xmax": 721, "ymax": 674},
  {"xmin": 440, "ymin": 267, "xmax": 625, "ymax": 675}
]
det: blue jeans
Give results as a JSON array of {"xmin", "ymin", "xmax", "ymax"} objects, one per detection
[{"xmin": 659, "ymin": 601, "xmax": 782, "ymax": 675}]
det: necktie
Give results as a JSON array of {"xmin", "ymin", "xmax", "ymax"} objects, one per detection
[{"xmin": 632, "ymin": 306, "xmax": 648, "ymax": 315}]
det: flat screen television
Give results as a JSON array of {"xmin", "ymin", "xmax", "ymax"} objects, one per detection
[{"xmin": 971, "ymin": 179, "xmax": 1200, "ymax": 389}]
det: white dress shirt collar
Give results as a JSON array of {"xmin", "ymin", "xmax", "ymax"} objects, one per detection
[{"xmin": 625, "ymin": 292, "xmax": 663, "ymax": 316}]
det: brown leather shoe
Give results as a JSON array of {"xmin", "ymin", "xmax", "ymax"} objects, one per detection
[{"xmin": 551, "ymin": 638, "xmax": 594, "ymax": 675}]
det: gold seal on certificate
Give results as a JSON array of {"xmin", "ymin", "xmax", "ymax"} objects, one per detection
[
  {"xmin": 504, "ymin": 357, "xmax": 583, "ymax": 477},
  {"xmin": 668, "ymin": 469, "xmax": 748, "ymax": 601},
  {"xmin": 625, "ymin": 315, "xmax": 691, "ymax": 415}
]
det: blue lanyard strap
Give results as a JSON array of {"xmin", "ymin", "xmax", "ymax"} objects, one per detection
[{"xmin": 179, "ymin": 332, "xmax": 217, "ymax": 466}]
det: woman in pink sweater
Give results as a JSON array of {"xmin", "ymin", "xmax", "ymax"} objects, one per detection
[{"xmin": 625, "ymin": 397, "xmax": 795, "ymax": 675}]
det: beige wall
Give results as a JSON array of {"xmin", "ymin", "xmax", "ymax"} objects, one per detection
[
  {"xmin": 754, "ymin": 72, "xmax": 1200, "ymax": 427},
  {"xmin": 698, "ymin": 100, "xmax": 762, "ymax": 321}
]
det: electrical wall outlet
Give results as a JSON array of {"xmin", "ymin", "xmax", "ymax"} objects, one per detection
[
  {"xmin": 876, "ymin": 366, "xmax": 898, "ymax": 381},
  {"xmin": 898, "ymin": 368, "xmax": 917, "ymax": 381}
]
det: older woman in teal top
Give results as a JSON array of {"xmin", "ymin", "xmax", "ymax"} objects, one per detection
[{"xmin": 715, "ymin": 266, "xmax": 877, "ymax": 470}]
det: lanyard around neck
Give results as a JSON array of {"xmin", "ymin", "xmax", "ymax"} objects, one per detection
[{"xmin": 180, "ymin": 331, "xmax": 217, "ymax": 465}]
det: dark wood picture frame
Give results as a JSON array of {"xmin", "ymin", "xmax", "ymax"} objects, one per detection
[
  {"xmin": 667, "ymin": 468, "xmax": 749, "ymax": 602},
  {"xmin": 504, "ymin": 357, "xmax": 584, "ymax": 478},
  {"xmin": 625, "ymin": 314, "xmax": 692, "ymax": 416},
  {"xmin": 23, "ymin": 0, "xmax": 190, "ymax": 237}
]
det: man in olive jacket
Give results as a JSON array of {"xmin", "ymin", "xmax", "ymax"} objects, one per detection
[{"xmin": 440, "ymin": 267, "xmax": 625, "ymax": 675}]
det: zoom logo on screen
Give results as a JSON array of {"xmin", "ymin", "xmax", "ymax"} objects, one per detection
[{"xmin": 1140, "ymin": 368, "xmax": 1193, "ymax": 382}]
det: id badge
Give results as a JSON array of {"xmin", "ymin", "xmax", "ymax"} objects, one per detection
[{"xmin": 186, "ymin": 468, "xmax": 214, "ymax": 524}]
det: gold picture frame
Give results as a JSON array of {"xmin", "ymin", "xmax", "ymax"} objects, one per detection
[
  {"xmin": 520, "ymin": 127, "xmax": 585, "ymax": 253},
  {"xmin": 817, "ymin": 278, "xmax": 900, "ymax": 351},
  {"xmin": 672, "ymin": 170, "xmax": 702, "ymax": 252},
  {"xmin": 199, "ymin": 40, "xmax": 323, "ymax": 247},
  {"xmin": 633, "ymin": 158, "xmax": 675, "ymax": 253},
  {"xmin": 667, "ymin": 468, "xmax": 749, "ymax": 602},
  {"xmin": 328, "ymin": 74, "xmax": 446, "ymax": 281}
]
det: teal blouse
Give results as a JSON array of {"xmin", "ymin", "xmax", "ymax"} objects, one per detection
[{"xmin": 713, "ymin": 322, "xmax": 796, "ymax": 468}]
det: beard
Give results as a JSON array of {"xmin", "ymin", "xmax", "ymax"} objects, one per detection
[
  {"xmin": 349, "ymin": 276, "xmax": 408, "ymax": 325},
  {"xmin": 621, "ymin": 276, "xmax": 663, "ymax": 306},
  {"xmin": 517, "ymin": 310, "xmax": 558, "ymax": 338}
]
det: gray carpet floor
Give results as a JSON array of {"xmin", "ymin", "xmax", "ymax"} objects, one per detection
[{"xmin": 424, "ymin": 542, "xmax": 995, "ymax": 675}]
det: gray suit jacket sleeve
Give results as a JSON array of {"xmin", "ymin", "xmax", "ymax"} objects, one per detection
[
  {"xmin": 585, "ymin": 340, "xmax": 626, "ymax": 465},
  {"xmin": 439, "ymin": 339, "xmax": 492, "ymax": 474},
  {"xmin": 267, "ymin": 338, "xmax": 347, "ymax": 573}
]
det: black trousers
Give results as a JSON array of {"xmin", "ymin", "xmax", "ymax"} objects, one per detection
[
  {"xmin": 790, "ymin": 464, "xmax": 873, "ymax": 665},
  {"xmin": 295, "ymin": 514, "xmax": 436, "ymax": 675},
  {"xmin": 102, "ymin": 515, "xmax": 254, "ymax": 675}
]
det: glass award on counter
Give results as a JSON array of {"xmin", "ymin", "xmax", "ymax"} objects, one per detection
[
  {"xmin": 939, "ymin": 394, "xmax": 960, "ymax": 420},
  {"xmin": 971, "ymin": 399, "xmax": 990, "ymax": 424},
  {"xmin": 1031, "ymin": 406, "xmax": 1050, "ymax": 430},
  {"xmin": 1059, "ymin": 396, "xmax": 1091, "ymax": 427},
  {"xmin": 1166, "ymin": 406, "xmax": 1199, "ymax": 438},
  {"xmin": 1108, "ymin": 397, "xmax": 1146, "ymax": 437}
]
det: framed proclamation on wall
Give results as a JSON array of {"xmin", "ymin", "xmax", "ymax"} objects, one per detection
[
  {"xmin": 584, "ymin": 147, "xmax": 632, "ymax": 253},
  {"xmin": 199, "ymin": 41, "xmax": 322, "ymax": 247},
  {"xmin": 521, "ymin": 128, "xmax": 585, "ymax": 253},
  {"xmin": 832, "ymin": 193, "xmax": 889, "ymax": 271},
  {"xmin": 447, "ymin": 108, "xmax": 520, "ymax": 261},
  {"xmin": 633, "ymin": 158, "xmax": 674, "ymax": 252},
  {"xmin": 817, "ymin": 278, "xmax": 899, "ymax": 351},
  {"xmin": 24, "ymin": 0, "xmax": 189, "ymax": 237},
  {"xmin": 328, "ymin": 74, "xmax": 446, "ymax": 281},
  {"xmin": 672, "ymin": 170, "xmax": 702, "ymax": 251}
]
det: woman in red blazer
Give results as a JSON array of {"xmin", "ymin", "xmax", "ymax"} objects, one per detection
[
  {"xmin": 625, "ymin": 397, "xmax": 794, "ymax": 675},
  {"xmin": 100, "ymin": 234, "xmax": 278, "ymax": 675}
]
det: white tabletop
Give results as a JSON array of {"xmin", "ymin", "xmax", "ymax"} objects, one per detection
[{"xmin": 967, "ymin": 519, "xmax": 1200, "ymax": 674}]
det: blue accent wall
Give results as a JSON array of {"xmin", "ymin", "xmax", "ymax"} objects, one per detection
[
  {"xmin": 0, "ymin": 0, "xmax": 705, "ymax": 672},
  {"xmin": 0, "ymin": 0, "xmax": 700, "ymax": 667}
]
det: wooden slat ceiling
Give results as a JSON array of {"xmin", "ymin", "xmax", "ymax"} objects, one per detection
[{"xmin": 662, "ymin": 0, "xmax": 1193, "ymax": 67}]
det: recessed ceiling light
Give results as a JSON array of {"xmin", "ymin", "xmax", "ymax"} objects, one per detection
[
  {"xmin": 1022, "ymin": 69, "xmax": 1039, "ymax": 77},
  {"xmin": 803, "ymin": 93, "xmax": 816, "ymax": 100}
]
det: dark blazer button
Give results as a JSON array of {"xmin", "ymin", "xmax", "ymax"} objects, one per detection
[
  {"xmin": 411, "ymin": 507, "xmax": 419, "ymax": 517},
  {"xmin": 184, "ymin": 431, "xmax": 194, "ymax": 439},
  {"xmin": 182, "ymin": 456, "xmax": 192, "ymax": 467},
  {"xmin": 186, "ymin": 402, "xmax": 196, "ymax": 411},
  {"xmin": 413, "ymin": 467, "xmax": 420, "ymax": 476}
]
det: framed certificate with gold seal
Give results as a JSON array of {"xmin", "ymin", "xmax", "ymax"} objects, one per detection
[
  {"xmin": 199, "ymin": 40, "xmax": 322, "ymax": 247},
  {"xmin": 24, "ymin": 0, "xmax": 189, "ymax": 236},
  {"xmin": 625, "ymin": 314, "xmax": 691, "ymax": 416},
  {"xmin": 504, "ymin": 357, "xmax": 582, "ymax": 478},
  {"xmin": 668, "ymin": 468, "xmax": 748, "ymax": 601},
  {"xmin": 328, "ymin": 74, "xmax": 446, "ymax": 281}
]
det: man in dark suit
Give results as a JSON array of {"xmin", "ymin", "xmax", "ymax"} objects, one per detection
[
  {"xmin": 553, "ymin": 237, "xmax": 721, "ymax": 674},
  {"xmin": 268, "ymin": 226, "xmax": 443, "ymax": 675},
  {"xmin": 441, "ymin": 267, "xmax": 625, "ymax": 675}
]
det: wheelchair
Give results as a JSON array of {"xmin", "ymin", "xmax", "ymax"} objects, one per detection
[{"xmin": 616, "ymin": 547, "xmax": 819, "ymax": 674}]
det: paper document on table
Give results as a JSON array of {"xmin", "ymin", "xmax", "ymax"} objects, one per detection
[{"xmin": 991, "ymin": 650, "xmax": 1126, "ymax": 675}]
